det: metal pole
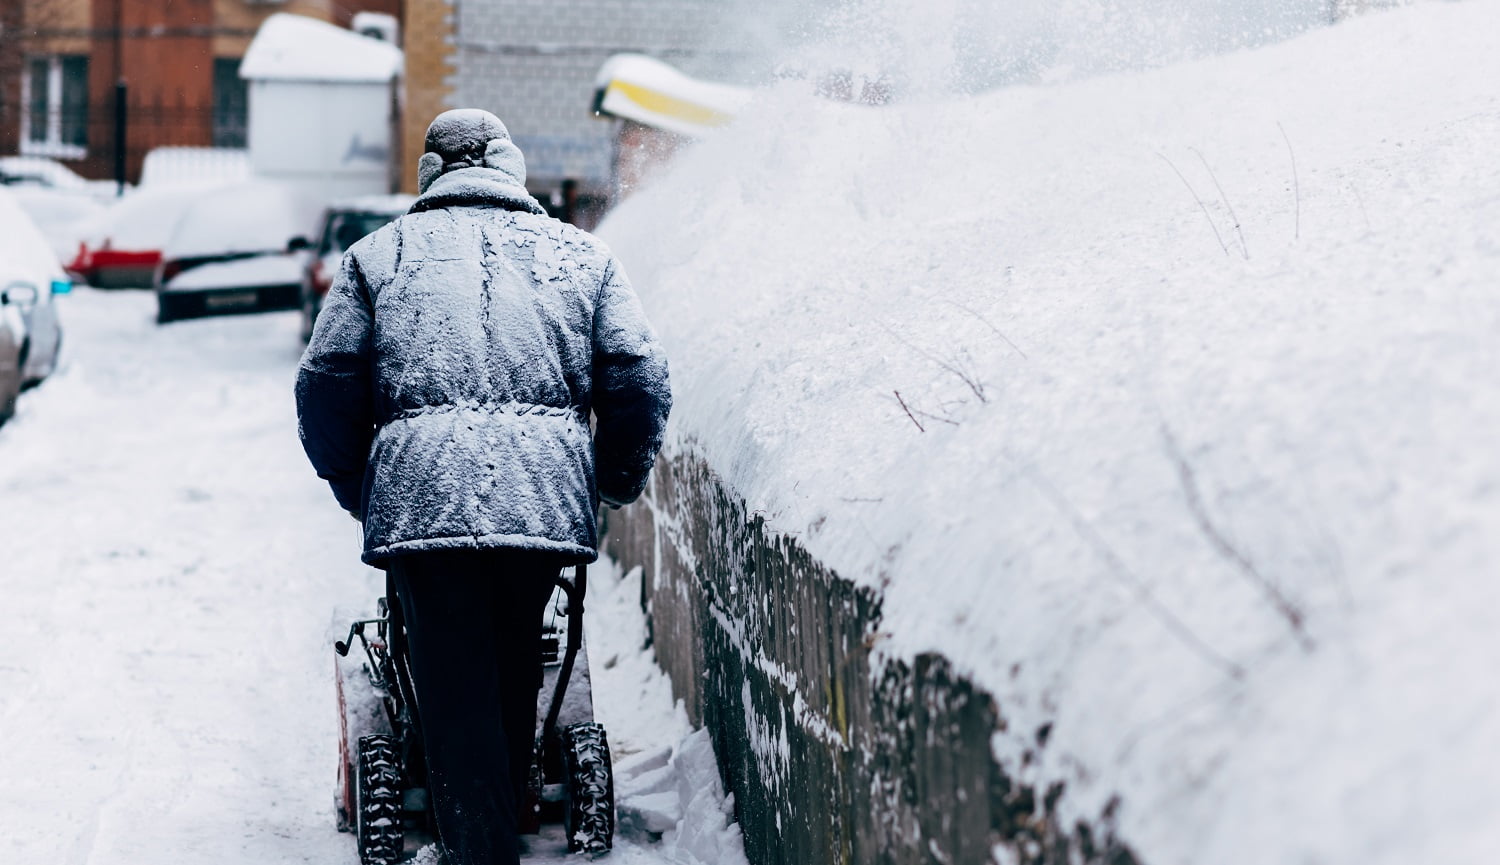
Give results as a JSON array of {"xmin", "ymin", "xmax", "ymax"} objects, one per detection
[{"xmin": 113, "ymin": 79, "xmax": 126, "ymax": 196}]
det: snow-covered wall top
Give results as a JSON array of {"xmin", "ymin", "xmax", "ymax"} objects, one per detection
[
  {"xmin": 240, "ymin": 14, "xmax": 402, "ymax": 84},
  {"xmin": 599, "ymin": 3, "xmax": 1500, "ymax": 863}
]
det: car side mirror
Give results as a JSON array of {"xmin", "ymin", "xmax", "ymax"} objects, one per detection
[
  {"xmin": 2, "ymin": 281, "xmax": 39, "ymax": 306},
  {"xmin": 287, "ymin": 236, "xmax": 310, "ymax": 253},
  {"xmin": 51, "ymin": 279, "xmax": 73, "ymax": 295}
]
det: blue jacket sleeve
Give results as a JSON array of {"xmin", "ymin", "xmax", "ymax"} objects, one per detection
[
  {"xmin": 296, "ymin": 252, "xmax": 376, "ymax": 516},
  {"xmin": 592, "ymin": 258, "xmax": 672, "ymax": 507}
]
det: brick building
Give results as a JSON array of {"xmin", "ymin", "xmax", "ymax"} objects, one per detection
[
  {"xmin": 400, "ymin": 0, "xmax": 794, "ymax": 225},
  {"xmin": 0, "ymin": 0, "xmax": 400, "ymax": 184}
]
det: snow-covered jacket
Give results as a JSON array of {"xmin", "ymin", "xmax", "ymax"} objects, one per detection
[{"xmin": 295, "ymin": 155, "xmax": 671, "ymax": 565}]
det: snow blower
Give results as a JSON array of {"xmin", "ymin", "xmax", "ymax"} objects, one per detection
[{"xmin": 332, "ymin": 566, "xmax": 615, "ymax": 863}]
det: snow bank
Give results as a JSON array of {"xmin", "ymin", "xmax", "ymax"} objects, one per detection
[
  {"xmin": 589, "ymin": 559, "xmax": 749, "ymax": 864},
  {"xmin": 599, "ymin": 3, "xmax": 1500, "ymax": 863}
]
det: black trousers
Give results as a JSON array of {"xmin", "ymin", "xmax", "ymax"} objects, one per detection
[{"xmin": 388, "ymin": 549, "xmax": 562, "ymax": 865}]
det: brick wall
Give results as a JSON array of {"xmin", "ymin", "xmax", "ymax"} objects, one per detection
[
  {"xmin": 400, "ymin": 0, "xmax": 456, "ymax": 193},
  {"xmin": 4, "ymin": 0, "xmax": 399, "ymax": 181}
]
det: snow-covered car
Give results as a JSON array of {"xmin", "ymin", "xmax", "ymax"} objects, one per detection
[
  {"xmin": 0, "ymin": 157, "xmax": 117, "ymax": 268},
  {"xmin": 155, "ymin": 180, "xmax": 319, "ymax": 324},
  {"xmin": 0, "ymin": 156, "xmax": 115, "ymax": 196},
  {"xmin": 11, "ymin": 187, "xmax": 107, "ymax": 266},
  {"xmin": 70, "ymin": 185, "xmax": 207, "ymax": 288},
  {"xmin": 0, "ymin": 186, "xmax": 70, "ymax": 387},
  {"xmin": 297, "ymin": 195, "xmax": 413, "ymax": 340}
]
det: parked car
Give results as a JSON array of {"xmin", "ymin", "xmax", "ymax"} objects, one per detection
[
  {"xmin": 70, "ymin": 185, "xmax": 206, "ymax": 288},
  {"xmin": 0, "ymin": 156, "xmax": 116, "ymax": 268},
  {"xmin": 155, "ymin": 180, "xmax": 318, "ymax": 323},
  {"xmin": 297, "ymin": 195, "xmax": 413, "ymax": 340},
  {"xmin": 11, "ymin": 186, "xmax": 106, "ymax": 265},
  {"xmin": 0, "ymin": 186, "xmax": 70, "ymax": 387},
  {"xmin": 0, "ymin": 156, "xmax": 116, "ymax": 196}
]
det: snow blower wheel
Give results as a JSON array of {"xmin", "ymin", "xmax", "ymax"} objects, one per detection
[
  {"xmin": 355, "ymin": 734, "xmax": 404, "ymax": 865},
  {"xmin": 563, "ymin": 722, "xmax": 615, "ymax": 854}
]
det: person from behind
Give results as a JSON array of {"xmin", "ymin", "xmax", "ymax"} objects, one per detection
[{"xmin": 295, "ymin": 108, "xmax": 671, "ymax": 865}]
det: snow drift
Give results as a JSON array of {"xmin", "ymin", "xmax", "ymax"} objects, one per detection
[{"xmin": 599, "ymin": 2, "xmax": 1500, "ymax": 863}]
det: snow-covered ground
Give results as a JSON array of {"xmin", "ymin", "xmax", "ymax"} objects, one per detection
[
  {"xmin": 600, "ymin": 2, "xmax": 1500, "ymax": 863},
  {"xmin": 0, "ymin": 291, "xmax": 744, "ymax": 865}
]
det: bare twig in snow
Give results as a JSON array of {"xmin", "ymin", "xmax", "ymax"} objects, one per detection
[
  {"xmin": 893, "ymin": 390, "xmax": 925, "ymax": 432},
  {"xmin": 1027, "ymin": 469, "xmax": 1246, "ymax": 680},
  {"xmin": 879, "ymin": 321, "xmax": 989, "ymax": 403},
  {"xmin": 1189, "ymin": 147, "xmax": 1250, "ymax": 260},
  {"xmin": 1157, "ymin": 152, "xmax": 1230, "ymax": 257},
  {"xmin": 1277, "ymin": 122, "xmax": 1301, "ymax": 241},
  {"xmin": 939, "ymin": 298, "xmax": 1028, "ymax": 359},
  {"xmin": 910, "ymin": 405, "xmax": 960, "ymax": 426},
  {"xmin": 1159, "ymin": 424, "xmax": 1316, "ymax": 650}
]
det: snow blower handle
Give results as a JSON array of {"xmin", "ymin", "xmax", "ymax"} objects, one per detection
[
  {"xmin": 334, "ymin": 618, "xmax": 388, "ymax": 657},
  {"xmin": 540, "ymin": 565, "xmax": 587, "ymax": 745}
]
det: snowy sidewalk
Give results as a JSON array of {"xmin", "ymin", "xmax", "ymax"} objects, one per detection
[{"xmin": 0, "ymin": 291, "xmax": 742, "ymax": 864}]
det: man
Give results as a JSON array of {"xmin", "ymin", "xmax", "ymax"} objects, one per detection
[{"xmin": 296, "ymin": 109, "xmax": 671, "ymax": 865}]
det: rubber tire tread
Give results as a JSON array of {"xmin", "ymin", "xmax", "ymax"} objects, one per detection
[
  {"xmin": 356, "ymin": 734, "xmax": 404, "ymax": 865},
  {"xmin": 563, "ymin": 722, "xmax": 615, "ymax": 854}
]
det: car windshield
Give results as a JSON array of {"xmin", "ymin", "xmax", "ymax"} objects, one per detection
[{"xmin": 323, "ymin": 212, "xmax": 398, "ymax": 255}]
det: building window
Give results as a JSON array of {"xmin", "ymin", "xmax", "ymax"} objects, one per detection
[
  {"xmin": 22, "ymin": 55, "xmax": 89, "ymax": 157},
  {"xmin": 213, "ymin": 58, "xmax": 248, "ymax": 148}
]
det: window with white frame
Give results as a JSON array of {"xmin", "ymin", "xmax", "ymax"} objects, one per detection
[{"xmin": 22, "ymin": 55, "xmax": 89, "ymax": 158}]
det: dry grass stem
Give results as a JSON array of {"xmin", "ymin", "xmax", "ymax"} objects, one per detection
[
  {"xmin": 939, "ymin": 298, "xmax": 1028, "ymax": 359},
  {"xmin": 1158, "ymin": 152, "xmax": 1230, "ymax": 257},
  {"xmin": 1189, "ymin": 147, "xmax": 1250, "ymax": 259},
  {"xmin": 1277, "ymin": 122, "xmax": 1301, "ymax": 241},
  {"xmin": 1027, "ymin": 468, "xmax": 1247, "ymax": 680}
]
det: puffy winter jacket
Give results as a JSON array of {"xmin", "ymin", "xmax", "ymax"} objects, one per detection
[{"xmin": 296, "ymin": 161, "xmax": 671, "ymax": 565}]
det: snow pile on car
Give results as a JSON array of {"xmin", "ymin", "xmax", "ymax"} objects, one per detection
[
  {"xmin": 599, "ymin": 3, "xmax": 1500, "ymax": 863},
  {"xmin": 0, "ymin": 187, "xmax": 67, "ymax": 278},
  {"xmin": 162, "ymin": 180, "xmax": 319, "ymax": 260}
]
